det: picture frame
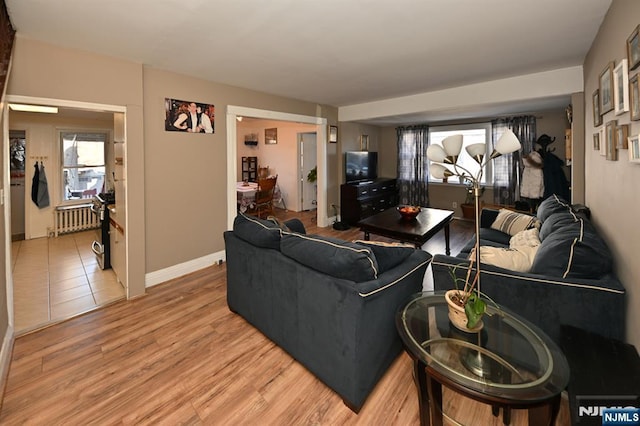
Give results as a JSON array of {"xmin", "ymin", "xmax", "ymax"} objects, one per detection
[
  {"xmin": 592, "ymin": 89, "xmax": 602, "ymax": 126},
  {"xmin": 360, "ymin": 134, "xmax": 369, "ymax": 151},
  {"xmin": 329, "ymin": 125, "xmax": 338, "ymax": 143},
  {"xmin": 629, "ymin": 134, "xmax": 640, "ymax": 163},
  {"xmin": 627, "ymin": 24, "xmax": 640, "ymax": 71},
  {"xmin": 614, "ymin": 59, "xmax": 630, "ymax": 115},
  {"xmin": 593, "ymin": 132, "xmax": 600, "ymax": 151},
  {"xmin": 164, "ymin": 98, "xmax": 215, "ymax": 133},
  {"xmin": 599, "ymin": 62, "xmax": 615, "ymax": 114},
  {"xmin": 600, "ymin": 127, "xmax": 606, "ymax": 156},
  {"xmin": 605, "ymin": 120, "xmax": 617, "ymax": 160},
  {"xmin": 630, "ymin": 74, "xmax": 640, "ymax": 121},
  {"xmin": 617, "ymin": 124, "xmax": 629, "ymax": 149},
  {"xmin": 265, "ymin": 128, "xmax": 277, "ymax": 144}
]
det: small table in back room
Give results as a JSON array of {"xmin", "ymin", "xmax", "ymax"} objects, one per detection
[{"xmin": 357, "ymin": 207, "xmax": 454, "ymax": 254}]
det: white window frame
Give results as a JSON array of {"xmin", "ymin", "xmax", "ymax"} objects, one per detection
[
  {"xmin": 428, "ymin": 122, "xmax": 493, "ymax": 184},
  {"xmin": 59, "ymin": 130, "xmax": 109, "ymax": 205}
]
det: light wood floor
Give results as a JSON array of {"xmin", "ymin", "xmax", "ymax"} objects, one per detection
[
  {"xmin": 1, "ymin": 210, "xmax": 570, "ymax": 424},
  {"xmin": 11, "ymin": 230, "xmax": 126, "ymax": 335}
]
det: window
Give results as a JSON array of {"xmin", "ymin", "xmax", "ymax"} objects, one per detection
[
  {"xmin": 61, "ymin": 131, "xmax": 107, "ymax": 202},
  {"xmin": 428, "ymin": 123, "xmax": 492, "ymax": 184}
]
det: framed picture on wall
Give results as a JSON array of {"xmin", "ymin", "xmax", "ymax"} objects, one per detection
[
  {"xmin": 600, "ymin": 127, "xmax": 606, "ymax": 156},
  {"xmin": 599, "ymin": 62, "xmax": 615, "ymax": 114},
  {"xmin": 629, "ymin": 134, "xmax": 640, "ymax": 163},
  {"xmin": 164, "ymin": 98, "xmax": 215, "ymax": 133},
  {"xmin": 630, "ymin": 74, "xmax": 640, "ymax": 121},
  {"xmin": 593, "ymin": 89, "xmax": 602, "ymax": 126},
  {"xmin": 614, "ymin": 59, "xmax": 630, "ymax": 115},
  {"xmin": 593, "ymin": 132, "xmax": 600, "ymax": 151},
  {"xmin": 627, "ymin": 24, "xmax": 640, "ymax": 71},
  {"xmin": 329, "ymin": 125, "xmax": 338, "ymax": 143},
  {"xmin": 360, "ymin": 134, "xmax": 369, "ymax": 151},
  {"xmin": 605, "ymin": 120, "xmax": 617, "ymax": 160},
  {"xmin": 617, "ymin": 124, "xmax": 629, "ymax": 149},
  {"xmin": 265, "ymin": 128, "xmax": 277, "ymax": 144}
]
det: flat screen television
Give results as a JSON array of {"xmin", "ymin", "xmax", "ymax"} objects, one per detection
[{"xmin": 345, "ymin": 151, "xmax": 378, "ymax": 183}]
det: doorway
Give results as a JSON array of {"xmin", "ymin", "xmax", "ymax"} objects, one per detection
[
  {"xmin": 9, "ymin": 130, "xmax": 25, "ymax": 241},
  {"xmin": 299, "ymin": 132, "xmax": 317, "ymax": 211}
]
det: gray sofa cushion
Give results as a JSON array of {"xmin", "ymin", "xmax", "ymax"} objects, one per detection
[
  {"xmin": 536, "ymin": 194, "xmax": 572, "ymax": 222},
  {"xmin": 531, "ymin": 218, "xmax": 613, "ymax": 279},
  {"xmin": 539, "ymin": 211, "xmax": 579, "ymax": 241},
  {"xmin": 233, "ymin": 213, "xmax": 284, "ymax": 249},
  {"xmin": 352, "ymin": 240, "xmax": 415, "ymax": 273},
  {"xmin": 280, "ymin": 233, "xmax": 379, "ymax": 282}
]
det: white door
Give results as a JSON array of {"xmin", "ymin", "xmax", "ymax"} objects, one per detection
[{"xmin": 299, "ymin": 133, "xmax": 317, "ymax": 211}]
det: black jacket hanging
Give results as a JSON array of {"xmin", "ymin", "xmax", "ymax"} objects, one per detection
[
  {"xmin": 31, "ymin": 162, "xmax": 39, "ymax": 206},
  {"xmin": 37, "ymin": 162, "xmax": 50, "ymax": 208}
]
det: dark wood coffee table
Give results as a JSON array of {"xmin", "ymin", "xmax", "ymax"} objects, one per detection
[{"xmin": 357, "ymin": 207, "xmax": 454, "ymax": 254}]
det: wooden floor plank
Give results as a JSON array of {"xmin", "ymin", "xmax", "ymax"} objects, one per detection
[{"xmin": 0, "ymin": 210, "xmax": 570, "ymax": 425}]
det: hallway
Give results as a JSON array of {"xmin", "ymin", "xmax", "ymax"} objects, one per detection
[{"xmin": 11, "ymin": 230, "xmax": 125, "ymax": 335}]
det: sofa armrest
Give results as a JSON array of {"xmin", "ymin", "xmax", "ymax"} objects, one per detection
[
  {"xmin": 480, "ymin": 208, "xmax": 500, "ymax": 229},
  {"xmin": 431, "ymin": 254, "xmax": 626, "ymax": 343}
]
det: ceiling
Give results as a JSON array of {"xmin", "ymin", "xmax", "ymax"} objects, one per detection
[{"xmin": 6, "ymin": 0, "xmax": 611, "ymax": 125}]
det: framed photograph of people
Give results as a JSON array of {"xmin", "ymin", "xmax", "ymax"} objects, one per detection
[
  {"xmin": 599, "ymin": 62, "xmax": 615, "ymax": 114},
  {"xmin": 605, "ymin": 120, "xmax": 617, "ymax": 160},
  {"xmin": 617, "ymin": 124, "xmax": 629, "ymax": 149},
  {"xmin": 630, "ymin": 74, "xmax": 640, "ymax": 121},
  {"xmin": 614, "ymin": 59, "xmax": 629, "ymax": 115},
  {"xmin": 329, "ymin": 125, "xmax": 338, "ymax": 143},
  {"xmin": 627, "ymin": 24, "xmax": 640, "ymax": 71},
  {"xmin": 164, "ymin": 98, "xmax": 215, "ymax": 133},
  {"xmin": 593, "ymin": 89, "xmax": 602, "ymax": 126}
]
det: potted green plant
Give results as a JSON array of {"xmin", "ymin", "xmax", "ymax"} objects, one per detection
[
  {"xmin": 460, "ymin": 179, "xmax": 485, "ymax": 221},
  {"xmin": 445, "ymin": 253, "xmax": 498, "ymax": 331},
  {"xmin": 307, "ymin": 166, "xmax": 317, "ymax": 183}
]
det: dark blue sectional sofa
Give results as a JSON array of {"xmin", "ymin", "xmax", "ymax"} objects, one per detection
[
  {"xmin": 223, "ymin": 213, "xmax": 431, "ymax": 411},
  {"xmin": 432, "ymin": 195, "xmax": 626, "ymax": 344}
]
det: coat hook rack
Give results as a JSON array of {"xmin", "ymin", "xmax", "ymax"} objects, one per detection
[{"xmin": 30, "ymin": 155, "xmax": 48, "ymax": 161}]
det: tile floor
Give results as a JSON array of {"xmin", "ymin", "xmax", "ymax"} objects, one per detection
[{"xmin": 11, "ymin": 230, "xmax": 126, "ymax": 335}]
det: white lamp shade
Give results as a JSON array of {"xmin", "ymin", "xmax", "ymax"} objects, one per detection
[
  {"xmin": 429, "ymin": 163, "xmax": 451, "ymax": 179},
  {"xmin": 465, "ymin": 143, "xmax": 486, "ymax": 158},
  {"xmin": 426, "ymin": 144, "xmax": 447, "ymax": 162},
  {"xmin": 495, "ymin": 129, "xmax": 521, "ymax": 154},
  {"xmin": 442, "ymin": 134, "xmax": 463, "ymax": 156}
]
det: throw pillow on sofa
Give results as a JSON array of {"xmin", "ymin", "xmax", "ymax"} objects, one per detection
[
  {"xmin": 531, "ymin": 219, "xmax": 613, "ymax": 279},
  {"xmin": 490, "ymin": 209, "xmax": 536, "ymax": 236},
  {"xmin": 536, "ymin": 194, "xmax": 572, "ymax": 222},
  {"xmin": 353, "ymin": 240, "xmax": 415, "ymax": 273},
  {"xmin": 280, "ymin": 233, "xmax": 379, "ymax": 282},
  {"xmin": 233, "ymin": 213, "xmax": 283, "ymax": 249},
  {"xmin": 479, "ymin": 245, "xmax": 539, "ymax": 272}
]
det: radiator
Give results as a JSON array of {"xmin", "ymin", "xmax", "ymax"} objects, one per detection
[{"xmin": 54, "ymin": 203, "xmax": 99, "ymax": 237}]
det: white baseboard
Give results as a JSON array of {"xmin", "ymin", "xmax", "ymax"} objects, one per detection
[
  {"xmin": 145, "ymin": 249, "xmax": 226, "ymax": 288},
  {"xmin": 0, "ymin": 325, "xmax": 14, "ymax": 402}
]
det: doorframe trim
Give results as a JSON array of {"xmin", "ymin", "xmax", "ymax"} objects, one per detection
[{"xmin": 226, "ymin": 106, "xmax": 328, "ymax": 229}]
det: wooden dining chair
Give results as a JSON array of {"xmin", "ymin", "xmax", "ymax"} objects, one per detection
[{"xmin": 248, "ymin": 175, "xmax": 277, "ymax": 218}]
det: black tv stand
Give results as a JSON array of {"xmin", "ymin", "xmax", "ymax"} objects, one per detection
[{"xmin": 340, "ymin": 178, "xmax": 398, "ymax": 226}]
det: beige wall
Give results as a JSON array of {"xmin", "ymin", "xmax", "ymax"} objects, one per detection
[
  {"xmin": 584, "ymin": 0, "xmax": 640, "ymax": 348},
  {"xmin": 7, "ymin": 36, "xmax": 146, "ymax": 299},
  {"xmin": 141, "ymin": 68, "xmax": 334, "ymax": 272}
]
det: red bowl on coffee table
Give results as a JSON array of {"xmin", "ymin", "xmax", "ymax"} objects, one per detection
[{"xmin": 397, "ymin": 205, "xmax": 421, "ymax": 220}]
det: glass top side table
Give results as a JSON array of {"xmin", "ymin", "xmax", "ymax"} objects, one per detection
[{"xmin": 396, "ymin": 291, "xmax": 570, "ymax": 426}]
